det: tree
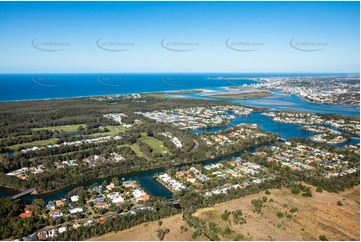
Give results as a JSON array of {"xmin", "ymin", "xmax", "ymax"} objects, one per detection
[
  {"xmin": 221, "ymin": 210, "xmax": 230, "ymax": 221},
  {"xmin": 33, "ymin": 198, "xmax": 45, "ymax": 209},
  {"xmin": 111, "ymin": 177, "xmax": 120, "ymax": 186}
]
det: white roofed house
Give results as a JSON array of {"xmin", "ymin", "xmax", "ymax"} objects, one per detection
[
  {"xmin": 70, "ymin": 195, "xmax": 79, "ymax": 203},
  {"xmin": 69, "ymin": 205, "xmax": 84, "ymax": 214},
  {"xmin": 112, "ymin": 196, "xmax": 125, "ymax": 204},
  {"xmin": 58, "ymin": 227, "xmax": 67, "ymax": 234}
]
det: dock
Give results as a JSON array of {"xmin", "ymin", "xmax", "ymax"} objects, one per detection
[{"xmin": 11, "ymin": 188, "xmax": 36, "ymax": 200}]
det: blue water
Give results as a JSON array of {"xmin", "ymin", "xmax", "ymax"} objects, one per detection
[
  {"xmin": 168, "ymin": 89, "xmax": 360, "ymax": 117},
  {"xmin": 0, "ymin": 73, "xmax": 358, "ymax": 104},
  {"xmin": 3, "ymin": 111, "xmax": 358, "ymax": 202},
  {"xmin": 0, "ymin": 143, "xmax": 265, "ymax": 203},
  {"xmin": 191, "ymin": 112, "xmax": 360, "ymax": 147},
  {"xmin": 0, "ymin": 73, "xmax": 260, "ymax": 102},
  {"xmin": 0, "ymin": 73, "xmax": 359, "ymax": 202}
]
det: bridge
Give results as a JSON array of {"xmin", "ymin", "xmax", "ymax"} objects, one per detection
[{"xmin": 11, "ymin": 188, "xmax": 36, "ymax": 200}]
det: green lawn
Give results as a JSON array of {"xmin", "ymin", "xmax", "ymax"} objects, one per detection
[
  {"xmin": 88, "ymin": 126, "xmax": 126, "ymax": 137},
  {"xmin": 140, "ymin": 132, "xmax": 169, "ymax": 154},
  {"xmin": 8, "ymin": 138, "xmax": 58, "ymax": 150},
  {"xmin": 33, "ymin": 124, "xmax": 125, "ymax": 137},
  {"xmin": 32, "ymin": 124, "xmax": 86, "ymax": 132},
  {"xmin": 120, "ymin": 144, "xmax": 147, "ymax": 158},
  {"xmin": 0, "ymin": 134, "xmax": 32, "ymax": 142},
  {"xmin": 7, "ymin": 125, "xmax": 126, "ymax": 149}
]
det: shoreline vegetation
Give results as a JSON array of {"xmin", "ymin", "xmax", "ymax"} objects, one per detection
[
  {"xmin": 0, "ymin": 89, "xmax": 205, "ymax": 103},
  {"xmin": 207, "ymin": 90, "xmax": 273, "ymax": 100}
]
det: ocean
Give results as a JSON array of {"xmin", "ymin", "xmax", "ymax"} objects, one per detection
[
  {"xmin": 0, "ymin": 73, "xmax": 356, "ymax": 102},
  {"xmin": 0, "ymin": 72, "xmax": 359, "ymax": 201}
]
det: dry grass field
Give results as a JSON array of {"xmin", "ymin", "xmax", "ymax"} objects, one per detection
[
  {"xmin": 89, "ymin": 186, "xmax": 359, "ymax": 241},
  {"xmin": 194, "ymin": 186, "xmax": 360, "ymax": 241}
]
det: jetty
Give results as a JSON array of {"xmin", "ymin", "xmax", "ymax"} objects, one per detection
[{"xmin": 11, "ymin": 188, "xmax": 36, "ymax": 200}]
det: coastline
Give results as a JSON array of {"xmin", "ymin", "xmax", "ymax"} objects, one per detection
[{"xmin": 0, "ymin": 88, "xmax": 205, "ymax": 103}]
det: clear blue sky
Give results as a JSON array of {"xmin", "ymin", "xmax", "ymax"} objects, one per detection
[{"xmin": 0, "ymin": 1, "xmax": 359, "ymax": 73}]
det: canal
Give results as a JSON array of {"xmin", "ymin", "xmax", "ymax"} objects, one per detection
[{"xmin": 0, "ymin": 89, "xmax": 359, "ymax": 203}]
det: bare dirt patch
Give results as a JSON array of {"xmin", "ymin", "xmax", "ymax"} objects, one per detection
[{"xmin": 194, "ymin": 186, "xmax": 360, "ymax": 241}]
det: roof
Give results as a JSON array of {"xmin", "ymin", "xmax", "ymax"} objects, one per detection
[
  {"xmin": 95, "ymin": 202, "xmax": 108, "ymax": 207},
  {"xmin": 49, "ymin": 209, "xmax": 62, "ymax": 214},
  {"xmin": 138, "ymin": 194, "xmax": 150, "ymax": 201},
  {"xmin": 55, "ymin": 200, "xmax": 64, "ymax": 206},
  {"xmin": 24, "ymin": 204, "xmax": 35, "ymax": 211},
  {"xmin": 97, "ymin": 217, "xmax": 107, "ymax": 224},
  {"xmin": 19, "ymin": 211, "xmax": 33, "ymax": 218}
]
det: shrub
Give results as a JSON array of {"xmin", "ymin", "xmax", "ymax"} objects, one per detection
[
  {"xmin": 232, "ymin": 209, "xmax": 246, "ymax": 225},
  {"xmin": 302, "ymin": 191, "xmax": 312, "ymax": 197},
  {"xmin": 289, "ymin": 208, "xmax": 298, "ymax": 213},
  {"xmin": 223, "ymin": 226, "xmax": 232, "ymax": 235},
  {"xmin": 265, "ymin": 190, "xmax": 271, "ymax": 195},
  {"xmin": 221, "ymin": 210, "xmax": 230, "ymax": 221},
  {"xmin": 291, "ymin": 187, "xmax": 300, "ymax": 194},
  {"xmin": 337, "ymin": 201, "xmax": 343, "ymax": 206},
  {"xmin": 234, "ymin": 233, "xmax": 245, "ymax": 241},
  {"xmin": 251, "ymin": 199, "xmax": 264, "ymax": 214},
  {"xmin": 276, "ymin": 212, "xmax": 284, "ymax": 218},
  {"xmin": 316, "ymin": 187, "xmax": 323, "ymax": 193},
  {"xmin": 319, "ymin": 235, "xmax": 328, "ymax": 241},
  {"xmin": 192, "ymin": 229, "xmax": 202, "ymax": 240},
  {"xmin": 180, "ymin": 226, "xmax": 188, "ymax": 233}
]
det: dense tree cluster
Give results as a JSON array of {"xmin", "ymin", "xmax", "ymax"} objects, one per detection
[{"xmin": 0, "ymin": 198, "xmax": 46, "ymax": 240}]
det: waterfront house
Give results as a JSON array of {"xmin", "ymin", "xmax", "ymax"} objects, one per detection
[
  {"xmin": 70, "ymin": 195, "xmax": 79, "ymax": 203},
  {"xmin": 46, "ymin": 201, "xmax": 55, "ymax": 210},
  {"xmin": 123, "ymin": 180, "xmax": 137, "ymax": 189},
  {"xmin": 55, "ymin": 200, "xmax": 65, "ymax": 208},
  {"xmin": 106, "ymin": 182, "xmax": 115, "ymax": 191},
  {"xmin": 92, "ymin": 186, "xmax": 106, "ymax": 193},
  {"xmin": 24, "ymin": 204, "xmax": 35, "ymax": 212}
]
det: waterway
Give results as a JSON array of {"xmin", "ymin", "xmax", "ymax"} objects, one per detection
[
  {"xmin": 166, "ymin": 88, "xmax": 360, "ymax": 117},
  {"xmin": 0, "ymin": 88, "xmax": 359, "ymax": 203}
]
